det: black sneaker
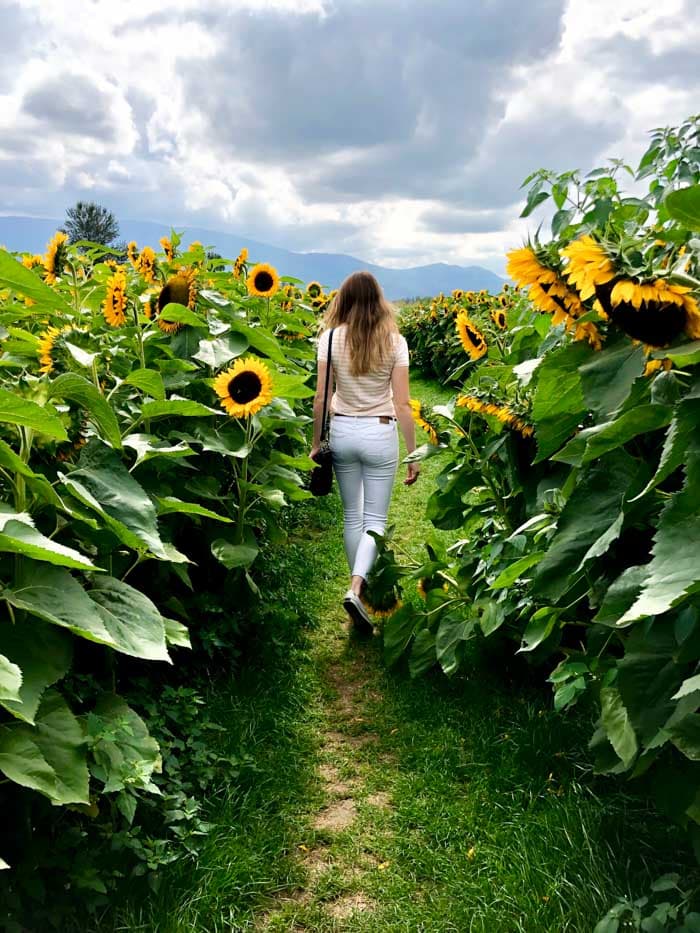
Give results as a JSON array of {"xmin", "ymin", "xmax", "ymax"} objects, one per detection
[{"xmin": 343, "ymin": 590, "xmax": 374, "ymax": 634}]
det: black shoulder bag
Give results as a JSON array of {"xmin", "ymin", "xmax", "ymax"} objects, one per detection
[{"xmin": 310, "ymin": 328, "xmax": 335, "ymax": 497}]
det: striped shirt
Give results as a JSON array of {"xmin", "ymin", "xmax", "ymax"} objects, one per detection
[{"xmin": 318, "ymin": 325, "xmax": 409, "ymax": 417}]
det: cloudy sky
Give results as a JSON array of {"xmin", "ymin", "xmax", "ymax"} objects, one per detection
[{"xmin": 1, "ymin": 0, "xmax": 698, "ymax": 273}]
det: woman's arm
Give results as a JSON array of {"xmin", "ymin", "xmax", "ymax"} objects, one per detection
[
  {"xmin": 311, "ymin": 358, "xmax": 333, "ymax": 459},
  {"xmin": 391, "ymin": 365, "xmax": 420, "ymax": 486}
]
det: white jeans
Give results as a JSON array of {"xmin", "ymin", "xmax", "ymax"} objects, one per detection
[{"xmin": 330, "ymin": 416, "xmax": 399, "ymax": 580}]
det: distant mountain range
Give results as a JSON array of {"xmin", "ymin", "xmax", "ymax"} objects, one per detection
[{"xmin": 0, "ymin": 215, "xmax": 504, "ymax": 299}]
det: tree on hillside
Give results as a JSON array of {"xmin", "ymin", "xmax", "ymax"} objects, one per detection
[{"xmin": 63, "ymin": 201, "xmax": 120, "ymax": 245}]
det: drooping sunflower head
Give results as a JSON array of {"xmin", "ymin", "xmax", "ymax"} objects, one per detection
[
  {"xmin": 103, "ymin": 269, "xmax": 128, "ymax": 327},
  {"xmin": 213, "ymin": 356, "xmax": 274, "ymax": 418},
  {"xmin": 247, "ymin": 263, "xmax": 280, "ymax": 298},
  {"xmin": 232, "ymin": 247, "xmax": 249, "ymax": 280},
  {"xmin": 37, "ymin": 325, "xmax": 87, "ymax": 375},
  {"xmin": 410, "ymin": 398, "xmax": 439, "ymax": 445},
  {"xmin": 595, "ymin": 277, "xmax": 700, "ymax": 347},
  {"xmin": 560, "ymin": 235, "xmax": 616, "ymax": 301},
  {"xmin": 43, "ymin": 231, "xmax": 69, "ymax": 285},
  {"xmin": 37, "ymin": 326, "xmax": 61, "ymax": 374},
  {"xmin": 456, "ymin": 311, "xmax": 487, "ymax": 361}
]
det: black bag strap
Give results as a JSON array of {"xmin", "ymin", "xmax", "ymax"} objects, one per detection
[{"xmin": 321, "ymin": 328, "xmax": 335, "ymax": 443}]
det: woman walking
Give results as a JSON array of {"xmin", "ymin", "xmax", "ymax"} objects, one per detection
[{"xmin": 310, "ymin": 271, "xmax": 420, "ymax": 632}]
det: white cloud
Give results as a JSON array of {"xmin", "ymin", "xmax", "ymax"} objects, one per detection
[{"xmin": 1, "ymin": 0, "xmax": 699, "ymax": 273}]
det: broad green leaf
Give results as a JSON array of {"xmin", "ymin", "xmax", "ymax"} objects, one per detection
[
  {"xmin": 64, "ymin": 341, "xmax": 98, "ymax": 369},
  {"xmin": 532, "ymin": 342, "xmax": 592, "ymax": 462},
  {"xmin": 554, "ymin": 405, "xmax": 672, "ymax": 466},
  {"xmin": 600, "ymin": 686, "xmax": 638, "ymax": 768},
  {"xmin": 89, "ymin": 694, "xmax": 161, "ymax": 793},
  {"xmin": 0, "ymin": 689, "xmax": 89, "ymax": 804},
  {"xmin": 123, "ymin": 433, "xmax": 195, "ymax": 468},
  {"xmin": 595, "ymin": 566, "xmax": 647, "ymax": 625},
  {"xmin": 520, "ymin": 189, "xmax": 549, "ymax": 218},
  {"xmin": 409, "ymin": 628, "xmax": 437, "ymax": 677},
  {"xmin": 620, "ymin": 439, "xmax": 700, "ymax": 623},
  {"xmin": 48, "ymin": 373, "xmax": 122, "ymax": 449},
  {"xmin": 65, "ymin": 441, "xmax": 166, "ymax": 557},
  {"xmin": 673, "ymin": 674, "xmax": 700, "ymax": 700},
  {"xmin": 193, "ymin": 333, "xmax": 248, "ymax": 368},
  {"xmin": 227, "ymin": 320, "xmax": 296, "ymax": 368},
  {"xmin": 578, "ymin": 339, "xmax": 646, "ymax": 417},
  {"xmin": 4, "ymin": 564, "xmax": 170, "ymax": 661},
  {"xmin": 0, "ymin": 249, "xmax": 74, "ymax": 315},
  {"xmin": 155, "ymin": 496, "xmax": 232, "ymax": 522},
  {"xmin": 271, "ymin": 372, "xmax": 314, "ymax": 399},
  {"xmin": 189, "ymin": 424, "xmax": 249, "ymax": 458},
  {"xmin": 0, "ymin": 388, "xmax": 67, "ymax": 441},
  {"xmin": 666, "ymin": 185, "xmax": 700, "ymax": 228},
  {"xmin": 660, "ymin": 340, "xmax": 700, "ymax": 367},
  {"xmin": 551, "ymin": 208, "xmax": 575, "ymax": 237},
  {"xmin": 159, "ymin": 302, "xmax": 208, "ymax": 329},
  {"xmin": 435, "ymin": 617, "xmax": 474, "ymax": 676},
  {"xmin": 532, "ymin": 451, "xmax": 639, "ymax": 601},
  {"xmin": 211, "ymin": 540, "xmax": 259, "ymax": 569},
  {"xmin": 0, "ymin": 654, "xmax": 22, "ymax": 703},
  {"xmin": 382, "ymin": 604, "xmax": 416, "ymax": 667},
  {"xmin": 633, "ymin": 397, "xmax": 700, "ymax": 501},
  {"xmin": 0, "ymin": 619, "xmax": 72, "ymax": 723},
  {"xmin": 140, "ymin": 398, "xmax": 221, "ymax": 421},
  {"xmin": 164, "ymin": 617, "xmax": 191, "ymax": 649},
  {"xmin": 518, "ymin": 607, "xmax": 559, "ymax": 653},
  {"xmin": 491, "ymin": 551, "xmax": 545, "ymax": 589},
  {"xmin": 88, "ymin": 576, "xmax": 170, "ymax": 663},
  {"xmin": 0, "ymin": 506, "xmax": 97, "ymax": 570},
  {"xmin": 124, "ymin": 369, "xmax": 166, "ymax": 400},
  {"xmin": 0, "ymin": 439, "xmax": 64, "ymax": 509},
  {"xmin": 667, "ymin": 715, "xmax": 700, "ymax": 761}
]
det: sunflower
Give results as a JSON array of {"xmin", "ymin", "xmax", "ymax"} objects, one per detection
[
  {"xmin": 644, "ymin": 357, "xmax": 673, "ymax": 377},
  {"xmin": 43, "ymin": 231, "xmax": 69, "ymax": 285},
  {"xmin": 491, "ymin": 308, "xmax": 507, "ymax": 330},
  {"xmin": 232, "ymin": 247, "xmax": 249, "ymax": 280},
  {"xmin": 595, "ymin": 277, "xmax": 700, "ymax": 347},
  {"xmin": 456, "ymin": 395, "xmax": 533, "ymax": 438},
  {"xmin": 22, "ymin": 254, "xmax": 43, "ymax": 270},
  {"xmin": 213, "ymin": 357, "xmax": 274, "ymax": 418},
  {"xmin": 160, "ymin": 236, "xmax": 174, "ymax": 261},
  {"xmin": 127, "ymin": 241, "xmax": 139, "ymax": 266},
  {"xmin": 456, "ymin": 312, "xmax": 487, "ymax": 361},
  {"xmin": 410, "ymin": 399, "xmax": 439, "ymax": 445},
  {"xmin": 156, "ymin": 270, "xmax": 197, "ymax": 334},
  {"xmin": 560, "ymin": 235, "xmax": 616, "ymax": 300},
  {"xmin": 247, "ymin": 263, "xmax": 280, "ymax": 298},
  {"xmin": 103, "ymin": 269, "xmax": 128, "ymax": 327},
  {"xmin": 452, "ymin": 289, "xmax": 464, "ymax": 300},
  {"xmin": 306, "ymin": 281, "xmax": 322, "ymax": 299},
  {"xmin": 37, "ymin": 325, "xmax": 62, "ymax": 374},
  {"xmin": 136, "ymin": 246, "xmax": 157, "ymax": 283}
]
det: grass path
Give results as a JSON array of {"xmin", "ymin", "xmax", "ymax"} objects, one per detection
[{"xmin": 119, "ymin": 375, "xmax": 689, "ymax": 933}]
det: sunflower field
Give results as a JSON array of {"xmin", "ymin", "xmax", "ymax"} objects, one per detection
[
  {"xmin": 0, "ymin": 232, "xmax": 335, "ymax": 916},
  {"xmin": 381, "ymin": 114, "xmax": 700, "ymax": 848}
]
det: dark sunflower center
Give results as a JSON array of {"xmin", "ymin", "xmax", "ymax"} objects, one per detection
[
  {"xmin": 465, "ymin": 325, "xmax": 483, "ymax": 346},
  {"xmin": 254, "ymin": 271, "xmax": 274, "ymax": 292},
  {"xmin": 158, "ymin": 278, "xmax": 189, "ymax": 312},
  {"xmin": 228, "ymin": 371, "xmax": 262, "ymax": 404}
]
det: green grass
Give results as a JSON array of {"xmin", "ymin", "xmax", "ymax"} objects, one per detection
[{"xmin": 109, "ymin": 375, "xmax": 693, "ymax": 932}]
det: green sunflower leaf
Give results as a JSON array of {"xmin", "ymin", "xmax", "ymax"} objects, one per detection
[
  {"xmin": 531, "ymin": 342, "xmax": 591, "ymax": 462},
  {"xmin": 211, "ymin": 540, "xmax": 259, "ymax": 569},
  {"xmin": 0, "ymin": 249, "xmax": 74, "ymax": 316},
  {"xmin": 578, "ymin": 338, "xmax": 646, "ymax": 418},
  {"xmin": 0, "ymin": 505, "xmax": 97, "ymax": 570},
  {"xmin": 159, "ymin": 303, "xmax": 209, "ymax": 329},
  {"xmin": 554, "ymin": 404, "xmax": 673, "ymax": 466},
  {"xmin": 665, "ymin": 185, "xmax": 700, "ymax": 229},
  {"xmin": 123, "ymin": 369, "xmax": 166, "ymax": 400},
  {"xmin": 154, "ymin": 496, "xmax": 233, "ymax": 523},
  {"xmin": 599, "ymin": 686, "xmax": 638, "ymax": 768},
  {"xmin": 619, "ymin": 438, "xmax": 700, "ymax": 623},
  {"xmin": 0, "ymin": 654, "xmax": 22, "ymax": 703},
  {"xmin": 0, "ymin": 389, "xmax": 67, "ymax": 441},
  {"xmin": 140, "ymin": 398, "xmax": 222, "ymax": 421},
  {"xmin": 0, "ymin": 620, "xmax": 72, "ymax": 724},
  {"xmin": 0, "ymin": 689, "xmax": 89, "ymax": 804},
  {"xmin": 47, "ymin": 373, "xmax": 122, "ymax": 450}
]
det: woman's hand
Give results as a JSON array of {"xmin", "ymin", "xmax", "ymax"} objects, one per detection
[
  {"xmin": 310, "ymin": 445, "xmax": 320, "ymax": 463},
  {"xmin": 404, "ymin": 462, "xmax": 420, "ymax": 486}
]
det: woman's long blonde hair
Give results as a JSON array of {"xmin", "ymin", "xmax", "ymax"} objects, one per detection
[{"xmin": 322, "ymin": 271, "xmax": 398, "ymax": 376}]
